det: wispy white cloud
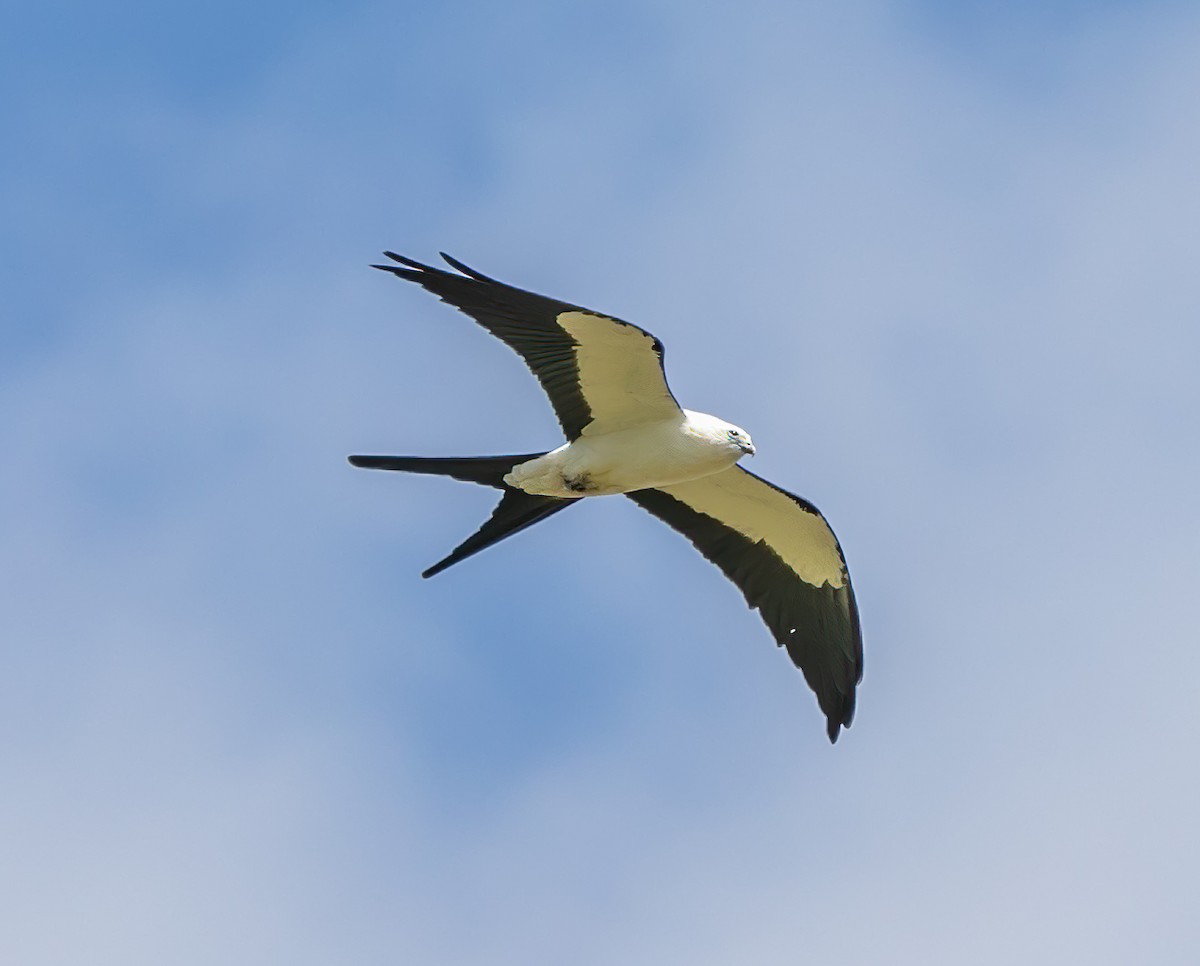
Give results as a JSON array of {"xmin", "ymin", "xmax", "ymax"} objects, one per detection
[{"xmin": 3, "ymin": 1, "xmax": 1198, "ymax": 963}]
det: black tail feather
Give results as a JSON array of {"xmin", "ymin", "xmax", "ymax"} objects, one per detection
[
  {"xmin": 421, "ymin": 489, "xmax": 576, "ymax": 578},
  {"xmin": 347, "ymin": 453, "xmax": 546, "ymax": 488}
]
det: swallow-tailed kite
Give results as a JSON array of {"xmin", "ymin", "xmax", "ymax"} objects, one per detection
[{"xmin": 351, "ymin": 253, "xmax": 863, "ymax": 741}]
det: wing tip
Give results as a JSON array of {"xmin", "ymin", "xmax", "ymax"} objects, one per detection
[
  {"xmin": 826, "ymin": 714, "xmax": 851, "ymax": 744},
  {"xmin": 825, "ymin": 693, "xmax": 857, "ymax": 743},
  {"xmin": 372, "ymin": 251, "xmax": 439, "ymax": 279},
  {"xmin": 372, "ymin": 251, "xmax": 495, "ymax": 287},
  {"xmin": 439, "ymin": 251, "xmax": 493, "ymax": 282},
  {"xmin": 381, "ymin": 250, "xmax": 426, "ymax": 269}
]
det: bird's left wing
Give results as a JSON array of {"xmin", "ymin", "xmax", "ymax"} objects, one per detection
[
  {"xmin": 626, "ymin": 466, "xmax": 863, "ymax": 742},
  {"xmin": 374, "ymin": 253, "xmax": 682, "ymax": 440}
]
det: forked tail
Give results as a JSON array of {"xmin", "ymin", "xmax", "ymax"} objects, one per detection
[{"xmin": 347, "ymin": 452, "xmax": 579, "ymax": 577}]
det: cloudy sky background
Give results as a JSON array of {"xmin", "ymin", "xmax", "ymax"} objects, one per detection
[{"xmin": 4, "ymin": 1, "xmax": 1199, "ymax": 962}]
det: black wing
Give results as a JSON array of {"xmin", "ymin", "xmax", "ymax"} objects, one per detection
[
  {"xmin": 627, "ymin": 466, "xmax": 863, "ymax": 742},
  {"xmin": 373, "ymin": 253, "xmax": 681, "ymax": 440}
]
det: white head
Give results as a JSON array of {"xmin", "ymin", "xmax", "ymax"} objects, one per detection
[
  {"xmin": 686, "ymin": 410, "xmax": 756, "ymax": 458},
  {"xmin": 723, "ymin": 422, "xmax": 756, "ymax": 457}
]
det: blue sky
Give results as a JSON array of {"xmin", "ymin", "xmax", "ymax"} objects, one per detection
[{"xmin": 3, "ymin": 1, "xmax": 1199, "ymax": 962}]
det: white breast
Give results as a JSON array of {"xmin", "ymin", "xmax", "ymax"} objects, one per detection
[{"xmin": 505, "ymin": 411, "xmax": 742, "ymax": 497}]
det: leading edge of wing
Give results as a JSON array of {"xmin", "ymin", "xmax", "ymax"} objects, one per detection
[
  {"xmin": 626, "ymin": 466, "xmax": 863, "ymax": 742},
  {"xmin": 371, "ymin": 252, "xmax": 681, "ymax": 439}
]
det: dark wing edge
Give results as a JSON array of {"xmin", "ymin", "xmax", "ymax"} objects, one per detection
[
  {"xmin": 372, "ymin": 252, "xmax": 674, "ymax": 441},
  {"xmin": 625, "ymin": 483, "xmax": 863, "ymax": 742}
]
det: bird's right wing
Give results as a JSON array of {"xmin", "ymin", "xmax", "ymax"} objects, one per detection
[
  {"xmin": 373, "ymin": 253, "xmax": 682, "ymax": 440},
  {"xmin": 626, "ymin": 466, "xmax": 863, "ymax": 742}
]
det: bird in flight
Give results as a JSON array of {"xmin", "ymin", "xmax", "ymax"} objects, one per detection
[{"xmin": 351, "ymin": 253, "xmax": 863, "ymax": 741}]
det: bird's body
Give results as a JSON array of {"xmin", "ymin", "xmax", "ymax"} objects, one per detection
[
  {"xmin": 351, "ymin": 252, "xmax": 863, "ymax": 742},
  {"xmin": 505, "ymin": 409, "xmax": 753, "ymax": 497}
]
